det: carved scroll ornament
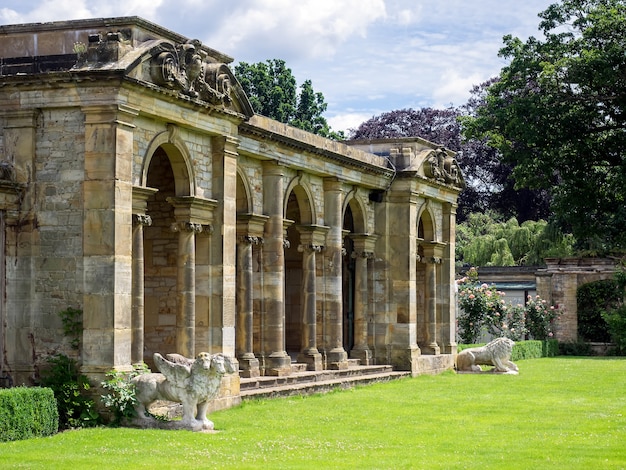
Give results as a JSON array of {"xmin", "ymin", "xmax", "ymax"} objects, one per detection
[
  {"xmin": 151, "ymin": 40, "xmax": 231, "ymax": 106},
  {"xmin": 424, "ymin": 147, "xmax": 465, "ymax": 189}
]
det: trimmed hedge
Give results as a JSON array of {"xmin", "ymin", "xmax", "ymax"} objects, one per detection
[
  {"xmin": 0, "ymin": 387, "xmax": 59, "ymax": 442},
  {"xmin": 458, "ymin": 339, "xmax": 559, "ymax": 361}
]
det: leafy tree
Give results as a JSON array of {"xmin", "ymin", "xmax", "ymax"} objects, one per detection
[
  {"xmin": 462, "ymin": 0, "xmax": 626, "ymax": 253},
  {"xmin": 348, "ymin": 98, "xmax": 551, "ymax": 222},
  {"xmin": 456, "ymin": 212, "xmax": 574, "ymax": 266},
  {"xmin": 234, "ymin": 59, "xmax": 344, "ymax": 139}
]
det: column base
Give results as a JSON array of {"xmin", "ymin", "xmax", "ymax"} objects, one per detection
[
  {"xmin": 421, "ymin": 342, "xmax": 441, "ymax": 355},
  {"xmin": 265, "ymin": 351, "xmax": 292, "ymax": 376},
  {"xmin": 327, "ymin": 348, "xmax": 349, "ymax": 370},
  {"xmin": 349, "ymin": 347, "xmax": 372, "ymax": 366},
  {"xmin": 238, "ymin": 355, "xmax": 261, "ymax": 378},
  {"xmin": 297, "ymin": 349, "xmax": 323, "ymax": 371}
]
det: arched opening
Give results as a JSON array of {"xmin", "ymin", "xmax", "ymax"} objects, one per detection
[
  {"xmin": 142, "ymin": 145, "xmax": 192, "ymax": 367},
  {"xmin": 284, "ymin": 188, "xmax": 308, "ymax": 359},
  {"xmin": 342, "ymin": 205, "xmax": 355, "ymax": 352}
]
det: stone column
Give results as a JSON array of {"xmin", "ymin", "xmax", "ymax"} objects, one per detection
[
  {"xmin": 295, "ymin": 225, "xmax": 327, "ymax": 371},
  {"xmin": 348, "ymin": 234, "xmax": 377, "ymax": 365},
  {"xmin": 262, "ymin": 162, "xmax": 291, "ymax": 376},
  {"xmin": 235, "ymin": 213, "xmax": 267, "ymax": 378},
  {"xmin": 323, "ymin": 179, "xmax": 348, "ymax": 369},
  {"xmin": 422, "ymin": 243, "xmax": 444, "ymax": 355},
  {"xmin": 173, "ymin": 221, "xmax": 201, "ymax": 357},
  {"xmin": 167, "ymin": 197, "xmax": 217, "ymax": 358},
  {"xmin": 131, "ymin": 187, "xmax": 158, "ymax": 365}
]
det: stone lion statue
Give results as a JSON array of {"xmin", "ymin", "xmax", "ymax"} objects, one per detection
[
  {"xmin": 456, "ymin": 337, "xmax": 519, "ymax": 374},
  {"xmin": 131, "ymin": 352, "xmax": 237, "ymax": 431}
]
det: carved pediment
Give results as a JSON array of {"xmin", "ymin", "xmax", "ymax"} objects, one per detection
[
  {"xmin": 423, "ymin": 146, "xmax": 465, "ymax": 189},
  {"xmin": 75, "ymin": 31, "xmax": 254, "ymax": 118}
]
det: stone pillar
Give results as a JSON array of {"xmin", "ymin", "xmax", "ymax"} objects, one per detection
[
  {"xmin": 131, "ymin": 187, "xmax": 158, "ymax": 365},
  {"xmin": 262, "ymin": 162, "xmax": 291, "ymax": 376},
  {"xmin": 82, "ymin": 104, "xmax": 138, "ymax": 375},
  {"xmin": 235, "ymin": 213, "xmax": 267, "ymax": 378},
  {"xmin": 1, "ymin": 110, "xmax": 36, "ymax": 383},
  {"xmin": 210, "ymin": 136, "xmax": 239, "ymax": 357},
  {"xmin": 295, "ymin": 225, "xmax": 327, "ymax": 371},
  {"xmin": 323, "ymin": 178, "xmax": 348, "ymax": 369},
  {"xmin": 167, "ymin": 197, "xmax": 217, "ymax": 358},
  {"xmin": 348, "ymin": 234, "xmax": 377, "ymax": 365}
]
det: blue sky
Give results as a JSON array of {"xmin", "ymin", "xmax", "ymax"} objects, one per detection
[{"xmin": 1, "ymin": 0, "xmax": 554, "ymax": 132}]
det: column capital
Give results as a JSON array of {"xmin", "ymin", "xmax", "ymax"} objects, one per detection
[
  {"xmin": 298, "ymin": 244, "xmax": 324, "ymax": 253},
  {"xmin": 133, "ymin": 214, "xmax": 153, "ymax": 226},
  {"xmin": 238, "ymin": 235, "xmax": 263, "ymax": 245},
  {"xmin": 236, "ymin": 213, "xmax": 269, "ymax": 239},
  {"xmin": 167, "ymin": 196, "xmax": 218, "ymax": 225},
  {"xmin": 170, "ymin": 221, "xmax": 205, "ymax": 234}
]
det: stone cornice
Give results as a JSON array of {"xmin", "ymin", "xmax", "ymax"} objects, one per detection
[{"xmin": 239, "ymin": 121, "xmax": 394, "ymax": 178}]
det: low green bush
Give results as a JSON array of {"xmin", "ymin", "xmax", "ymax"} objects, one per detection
[
  {"xmin": 39, "ymin": 354, "xmax": 100, "ymax": 429},
  {"xmin": 0, "ymin": 387, "xmax": 58, "ymax": 442},
  {"xmin": 457, "ymin": 339, "xmax": 558, "ymax": 361}
]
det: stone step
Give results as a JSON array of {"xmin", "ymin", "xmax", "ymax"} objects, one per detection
[{"xmin": 239, "ymin": 365, "xmax": 409, "ymax": 399}]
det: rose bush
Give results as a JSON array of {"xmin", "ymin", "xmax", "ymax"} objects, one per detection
[{"xmin": 457, "ymin": 268, "xmax": 558, "ymax": 344}]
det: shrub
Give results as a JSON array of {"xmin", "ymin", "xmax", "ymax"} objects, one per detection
[
  {"xmin": 0, "ymin": 387, "xmax": 58, "ymax": 441},
  {"xmin": 577, "ymin": 280, "xmax": 615, "ymax": 342},
  {"xmin": 558, "ymin": 341, "xmax": 593, "ymax": 356},
  {"xmin": 457, "ymin": 268, "xmax": 556, "ymax": 343},
  {"xmin": 39, "ymin": 354, "xmax": 100, "ymax": 429},
  {"xmin": 101, "ymin": 363, "xmax": 150, "ymax": 424},
  {"xmin": 601, "ymin": 268, "xmax": 626, "ymax": 354},
  {"xmin": 525, "ymin": 295, "xmax": 559, "ymax": 340}
]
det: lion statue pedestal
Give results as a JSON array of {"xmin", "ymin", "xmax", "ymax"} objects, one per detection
[
  {"xmin": 131, "ymin": 352, "xmax": 237, "ymax": 431},
  {"xmin": 455, "ymin": 337, "xmax": 519, "ymax": 375}
]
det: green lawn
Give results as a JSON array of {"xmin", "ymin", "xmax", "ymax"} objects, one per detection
[{"xmin": 1, "ymin": 357, "xmax": 625, "ymax": 469}]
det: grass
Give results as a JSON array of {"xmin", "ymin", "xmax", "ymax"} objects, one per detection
[{"xmin": 1, "ymin": 357, "xmax": 625, "ymax": 469}]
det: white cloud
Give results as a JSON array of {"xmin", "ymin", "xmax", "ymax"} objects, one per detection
[
  {"xmin": 204, "ymin": 0, "xmax": 387, "ymax": 60},
  {"xmin": 0, "ymin": 0, "xmax": 555, "ymax": 129}
]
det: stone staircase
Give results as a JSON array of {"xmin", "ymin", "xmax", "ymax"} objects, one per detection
[{"xmin": 239, "ymin": 359, "xmax": 411, "ymax": 400}]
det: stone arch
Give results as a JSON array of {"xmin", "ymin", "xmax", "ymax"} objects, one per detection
[
  {"xmin": 284, "ymin": 177, "xmax": 315, "ymax": 225},
  {"xmin": 236, "ymin": 168, "xmax": 252, "ymax": 214},
  {"xmin": 342, "ymin": 193, "xmax": 368, "ymax": 234},
  {"xmin": 418, "ymin": 204, "xmax": 436, "ymax": 242},
  {"xmin": 141, "ymin": 126, "xmax": 195, "ymax": 196}
]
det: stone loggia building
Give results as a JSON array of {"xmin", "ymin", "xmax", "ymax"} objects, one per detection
[{"xmin": 0, "ymin": 17, "xmax": 464, "ymax": 396}]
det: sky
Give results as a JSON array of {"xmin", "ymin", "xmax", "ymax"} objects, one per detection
[{"xmin": 0, "ymin": 0, "xmax": 554, "ymax": 133}]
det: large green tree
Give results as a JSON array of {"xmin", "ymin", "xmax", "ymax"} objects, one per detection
[
  {"xmin": 234, "ymin": 59, "xmax": 343, "ymax": 139},
  {"xmin": 462, "ymin": 0, "xmax": 626, "ymax": 253}
]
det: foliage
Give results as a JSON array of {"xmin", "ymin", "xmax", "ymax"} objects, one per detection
[
  {"xmin": 0, "ymin": 387, "xmax": 58, "ymax": 442},
  {"xmin": 601, "ymin": 267, "xmax": 626, "ymax": 352},
  {"xmin": 58, "ymin": 307, "xmax": 82, "ymax": 350},
  {"xmin": 234, "ymin": 59, "xmax": 344, "ymax": 139},
  {"xmin": 558, "ymin": 341, "xmax": 593, "ymax": 356},
  {"xmin": 457, "ymin": 212, "xmax": 574, "ymax": 266},
  {"xmin": 348, "ymin": 98, "xmax": 552, "ymax": 222},
  {"xmin": 576, "ymin": 279, "xmax": 616, "ymax": 341},
  {"xmin": 461, "ymin": 0, "xmax": 626, "ymax": 253},
  {"xmin": 100, "ymin": 363, "xmax": 150, "ymax": 424},
  {"xmin": 3, "ymin": 358, "xmax": 626, "ymax": 469},
  {"xmin": 38, "ymin": 354, "xmax": 100, "ymax": 430},
  {"xmin": 525, "ymin": 295, "xmax": 560, "ymax": 340},
  {"xmin": 457, "ymin": 268, "xmax": 559, "ymax": 343}
]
